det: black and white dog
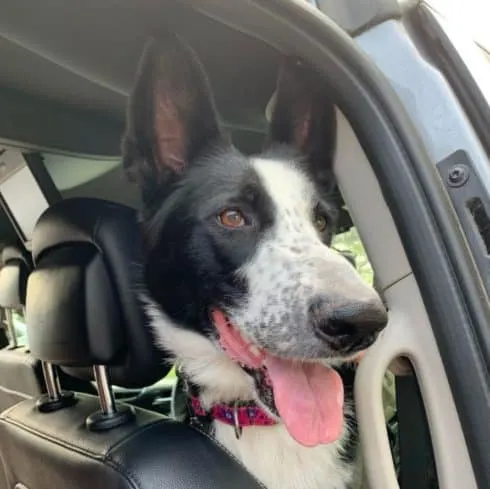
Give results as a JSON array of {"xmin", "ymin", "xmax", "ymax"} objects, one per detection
[{"xmin": 123, "ymin": 33, "xmax": 388, "ymax": 489}]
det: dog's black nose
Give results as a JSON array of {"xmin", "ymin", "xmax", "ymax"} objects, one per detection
[{"xmin": 309, "ymin": 295, "xmax": 388, "ymax": 341}]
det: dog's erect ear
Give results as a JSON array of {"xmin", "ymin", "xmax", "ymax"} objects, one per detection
[
  {"xmin": 266, "ymin": 57, "xmax": 336, "ymax": 192},
  {"xmin": 122, "ymin": 34, "xmax": 222, "ymax": 191}
]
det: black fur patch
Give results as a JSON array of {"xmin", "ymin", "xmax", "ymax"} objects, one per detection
[{"xmin": 143, "ymin": 145, "xmax": 276, "ymax": 332}]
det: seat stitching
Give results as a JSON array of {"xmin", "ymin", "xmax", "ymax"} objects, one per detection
[
  {"xmin": 0, "ymin": 419, "xmax": 141, "ymax": 489},
  {"xmin": 0, "ymin": 416, "xmax": 265, "ymax": 487},
  {"xmin": 105, "ymin": 418, "xmax": 170, "ymax": 453},
  {"xmin": 0, "ymin": 418, "xmax": 104, "ymax": 459},
  {"xmin": 0, "ymin": 414, "xmax": 170, "ymax": 457},
  {"xmin": 0, "ymin": 385, "xmax": 33, "ymax": 399},
  {"xmin": 104, "ymin": 457, "xmax": 141, "ymax": 489},
  {"xmin": 0, "ymin": 402, "xmax": 31, "ymax": 419}
]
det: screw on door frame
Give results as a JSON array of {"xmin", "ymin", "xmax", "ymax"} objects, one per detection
[{"xmin": 447, "ymin": 164, "xmax": 470, "ymax": 188}]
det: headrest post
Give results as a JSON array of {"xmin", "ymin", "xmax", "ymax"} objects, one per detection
[
  {"xmin": 86, "ymin": 364, "xmax": 135, "ymax": 432},
  {"xmin": 42, "ymin": 361, "xmax": 61, "ymax": 400},
  {"xmin": 4, "ymin": 309, "xmax": 18, "ymax": 349},
  {"xmin": 93, "ymin": 364, "xmax": 116, "ymax": 415},
  {"xmin": 36, "ymin": 362, "xmax": 77, "ymax": 413}
]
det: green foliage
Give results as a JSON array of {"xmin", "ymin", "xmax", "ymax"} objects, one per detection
[
  {"xmin": 166, "ymin": 366, "xmax": 177, "ymax": 379},
  {"xmin": 11, "ymin": 311, "xmax": 29, "ymax": 347},
  {"xmin": 333, "ymin": 227, "xmax": 374, "ymax": 285}
]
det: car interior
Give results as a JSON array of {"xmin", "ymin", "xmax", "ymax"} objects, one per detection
[{"xmin": 0, "ymin": 1, "xmax": 488, "ymax": 489}]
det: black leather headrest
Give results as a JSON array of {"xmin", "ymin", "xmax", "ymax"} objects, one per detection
[
  {"xmin": 0, "ymin": 246, "xmax": 32, "ymax": 308},
  {"xmin": 26, "ymin": 198, "xmax": 168, "ymax": 388}
]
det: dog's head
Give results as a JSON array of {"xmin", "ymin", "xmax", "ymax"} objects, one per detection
[{"xmin": 123, "ymin": 34, "xmax": 388, "ymax": 447}]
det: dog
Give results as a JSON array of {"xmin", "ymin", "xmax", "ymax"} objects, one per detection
[{"xmin": 122, "ymin": 32, "xmax": 388, "ymax": 489}]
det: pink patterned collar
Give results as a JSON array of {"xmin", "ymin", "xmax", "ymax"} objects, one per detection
[{"xmin": 189, "ymin": 394, "xmax": 277, "ymax": 438}]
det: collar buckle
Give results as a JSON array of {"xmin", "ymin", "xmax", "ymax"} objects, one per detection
[{"xmin": 233, "ymin": 401, "xmax": 243, "ymax": 440}]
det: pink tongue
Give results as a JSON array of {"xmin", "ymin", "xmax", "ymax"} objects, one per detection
[
  {"xmin": 266, "ymin": 356, "xmax": 344, "ymax": 447},
  {"xmin": 212, "ymin": 309, "xmax": 344, "ymax": 447}
]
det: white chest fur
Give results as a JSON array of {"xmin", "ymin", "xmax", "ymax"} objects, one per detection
[{"xmin": 214, "ymin": 422, "xmax": 353, "ymax": 489}]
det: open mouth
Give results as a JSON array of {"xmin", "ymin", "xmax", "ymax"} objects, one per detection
[{"xmin": 211, "ymin": 309, "xmax": 345, "ymax": 447}]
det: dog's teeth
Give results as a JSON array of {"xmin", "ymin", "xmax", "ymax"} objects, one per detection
[{"xmin": 249, "ymin": 345, "xmax": 260, "ymax": 357}]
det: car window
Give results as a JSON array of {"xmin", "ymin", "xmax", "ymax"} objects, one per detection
[
  {"xmin": 426, "ymin": 0, "xmax": 490, "ymax": 52},
  {"xmin": 41, "ymin": 153, "xmax": 140, "ymax": 209},
  {"xmin": 8, "ymin": 310, "xmax": 28, "ymax": 347},
  {"xmin": 426, "ymin": 0, "xmax": 490, "ymax": 104},
  {"xmin": 333, "ymin": 226, "xmax": 374, "ymax": 285}
]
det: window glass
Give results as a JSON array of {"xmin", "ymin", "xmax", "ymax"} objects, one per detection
[
  {"xmin": 426, "ymin": 0, "xmax": 490, "ymax": 104},
  {"xmin": 41, "ymin": 153, "xmax": 140, "ymax": 209},
  {"xmin": 426, "ymin": 0, "xmax": 489, "ymax": 52},
  {"xmin": 12, "ymin": 310, "xmax": 28, "ymax": 347},
  {"xmin": 333, "ymin": 227, "xmax": 374, "ymax": 285}
]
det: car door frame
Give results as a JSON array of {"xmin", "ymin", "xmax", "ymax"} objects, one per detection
[{"xmin": 183, "ymin": 0, "xmax": 490, "ymax": 487}]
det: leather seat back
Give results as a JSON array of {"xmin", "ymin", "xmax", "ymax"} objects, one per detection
[
  {"xmin": 0, "ymin": 198, "xmax": 263, "ymax": 489},
  {"xmin": 0, "ymin": 246, "xmax": 45, "ymax": 412}
]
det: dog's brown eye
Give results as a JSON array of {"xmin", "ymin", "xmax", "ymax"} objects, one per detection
[
  {"xmin": 218, "ymin": 209, "xmax": 246, "ymax": 228},
  {"xmin": 314, "ymin": 214, "xmax": 328, "ymax": 232}
]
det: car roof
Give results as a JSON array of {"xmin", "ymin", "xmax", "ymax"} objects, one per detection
[{"xmin": 0, "ymin": 0, "xmax": 280, "ymax": 155}]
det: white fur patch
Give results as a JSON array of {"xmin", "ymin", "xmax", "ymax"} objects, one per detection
[
  {"xmin": 215, "ymin": 422, "xmax": 353, "ymax": 489},
  {"xmin": 228, "ymin": 158, "xmax": 379, "ymax": 360}
]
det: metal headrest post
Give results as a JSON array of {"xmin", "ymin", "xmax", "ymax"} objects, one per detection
[
  {"xmin": 36, "ymin": 361, "xmax": 77, "ymax": 413},
  {"xmin": 86, "ymin": 365, "xmax": 134, "ymax": 432}
]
